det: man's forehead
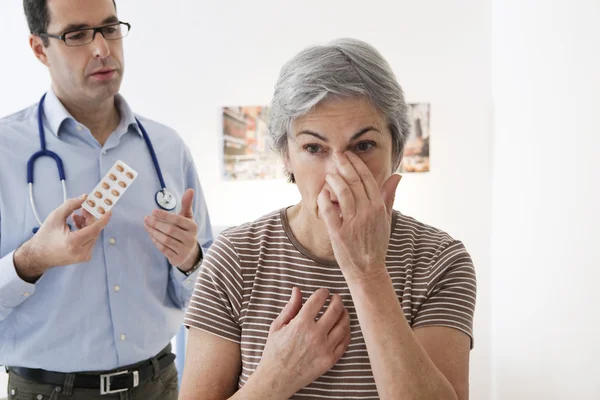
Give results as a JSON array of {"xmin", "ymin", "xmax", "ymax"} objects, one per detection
[{"xmin": 47, "ymin": 0, "xmax": 117, "ymax": 30}]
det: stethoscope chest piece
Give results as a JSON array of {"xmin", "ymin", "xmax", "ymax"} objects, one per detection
[{"xmin": 155, "ymin": 189, "xmax": 177, "ymax": 211}]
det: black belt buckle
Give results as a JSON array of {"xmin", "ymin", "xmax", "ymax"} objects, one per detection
[{"xmin": 100, "ymin": 370, "xmax": 139, "ymax": 395}]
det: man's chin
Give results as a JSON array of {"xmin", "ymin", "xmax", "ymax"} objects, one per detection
[{"xmin": 86, "ymin": 78, "xmax": 122, "ymax": 96}]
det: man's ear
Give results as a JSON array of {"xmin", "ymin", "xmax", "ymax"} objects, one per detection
[{"xmin": 29, "ymin": 34, "xmax": 51, "ymax": 67}]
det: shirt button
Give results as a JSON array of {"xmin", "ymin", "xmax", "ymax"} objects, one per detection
[
  {"xmin": 55, "ymin": 387, "xmax": 62, "ymax": 393},
  {"xmin": 77, "ymin": 125, "xmax": 83, "ymax": 131},
  {"xmin": 108, "ymin": 238, "xmax": 116, "ymax": 245},
  {"xmin": 102, "ymin": 150, "xmax": 107, "ymax": 155},
  {"xmin": 23, "ymin": 292, "xmax": 31, "ymax": 297},
  {"xmin": 114, "ymin": 284, "xmax": 120, "ymax": 292},
  {"xmin": 186, "ymin": 279, "xmax": 192, "ymax": 284},
  {"xmin": 11, "ymin": 389, "xmax": 15, "ymax": 395},
  {"xmin": 37, "ymin": 395, "xmax": 43, "ymax": 400},
  {"xmin": 120, "ymin": 334, "xmax": 127, "ymax": 341}
]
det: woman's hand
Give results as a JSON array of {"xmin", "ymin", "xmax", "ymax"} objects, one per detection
[
  {"xmin": 317, "ymin": 151, "xmax": 401, "ymax": 281},
  {"xmin": 248, "ymin": 287, "xmax": 351, "ymax": 399}
]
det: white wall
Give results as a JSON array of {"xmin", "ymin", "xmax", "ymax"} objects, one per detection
[
  {"xmin": 0, "ymin": 1, "xmax": 493, "ymax": 398},
  {"xmin": 491, "ymin": 0, "xmax": 600, "ymax": 399}
]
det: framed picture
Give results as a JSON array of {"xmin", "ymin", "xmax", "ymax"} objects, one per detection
[
  {"xmin": 222, "ymin": 106, "xmax": 285, "ymax": 181},
  {"xmin": 399, "ymin": 103, "xmax": 430, "ymax": 173}
]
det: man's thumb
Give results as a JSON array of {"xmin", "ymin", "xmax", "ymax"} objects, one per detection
[
  {"xmin": 179, "ymin": 189, "xmax": 194, "ymax": 218},
  {"xmin": 54, "ymin": 194, "xmax": 87, "ymax": 221}
]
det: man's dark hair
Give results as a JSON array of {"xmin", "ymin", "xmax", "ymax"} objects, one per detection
[{"xmin": 23, "ymin": 0, "xmax": 116, "ymax": 46}]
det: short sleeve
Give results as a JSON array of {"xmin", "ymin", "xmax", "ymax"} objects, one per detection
[
  {"xmin": 183, "ymin": 234, "xmax": 244, "ymax": 344},
  {"xmin": 412, "ymin": 240, "xmax": 477, "ymax": 348}
]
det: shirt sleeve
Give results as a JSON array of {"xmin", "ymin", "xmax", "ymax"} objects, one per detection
[
  {"xmin": 0, "ymin": 250, "xmax": 37, "ymax": 321},
  {"xmin": 412, "ymin": 240, "xmax": 477, "ymax": 348},
  {"xmin": 183, "ymin": 233, "xmax": 244, "ymax": 344},
  {"xmin": 167, "ymin": 147, "xmax": 214, "ymax": 308}
]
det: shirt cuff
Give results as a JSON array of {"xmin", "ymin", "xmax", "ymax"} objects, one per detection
[
  {"xmin": 170, "ymin": 262, "xmax": 201, "ymax": 291},
  {"xmin": 0, "ymin": 250, "xmax": 37, "ymax": 310}
]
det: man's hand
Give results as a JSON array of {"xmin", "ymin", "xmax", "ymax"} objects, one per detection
[
  {"xmin": 14, "ymin": 194, "xmax": 111, "ymax": 283},
  {"xmin": 144, "ymin": 188, "xmax": 200, "ymax": 271}
]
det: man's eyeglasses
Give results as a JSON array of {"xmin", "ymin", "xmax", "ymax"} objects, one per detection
[{"xmin": 37, "ymin": 22, "xmax": 131, "ymax": 47}]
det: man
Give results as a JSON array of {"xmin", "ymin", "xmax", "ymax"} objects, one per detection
[{"xmin": 0, "ymin": 0, "xmax": 213, "ymax": 398}]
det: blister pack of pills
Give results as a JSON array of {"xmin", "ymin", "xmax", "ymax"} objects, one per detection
[{"xmin": 81, "ymin": 160, "xmax": 138, "ymax": 219}]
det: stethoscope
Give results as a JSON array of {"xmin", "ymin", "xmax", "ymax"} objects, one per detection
[{"xmin": 28, "ymin": 93, "xmax": 178, "ymax": 234}]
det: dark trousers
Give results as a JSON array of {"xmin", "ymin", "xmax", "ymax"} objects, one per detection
[{"xmin": 6, "ymin": 346, "xmax": 178, "ymax": 400}]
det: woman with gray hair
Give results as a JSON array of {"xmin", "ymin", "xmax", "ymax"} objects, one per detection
[{"xmin": 180, "ymin": 38, "xmax": 476, "ymax": 400}]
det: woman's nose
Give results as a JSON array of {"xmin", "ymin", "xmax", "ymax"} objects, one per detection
[{"xmin": 326, "ymin": 151, "xmax": 344, "ymax": 174}]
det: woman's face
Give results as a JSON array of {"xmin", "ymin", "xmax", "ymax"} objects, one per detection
[{"xmin": 286, "ymin": 96, "xmax": 394, "ymax": 219}]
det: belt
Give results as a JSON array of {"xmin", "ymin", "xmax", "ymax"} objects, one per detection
[{"xmin": 8, "ymin": 346, "xmax": 176, "ymax": 395}]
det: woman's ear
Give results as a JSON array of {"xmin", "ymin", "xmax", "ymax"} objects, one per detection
[
  {"xmin": 283, "ymin": 156, "xmax": 292, "ymax": 175},
  {"xmin": 283, "ymin": 151, "xmax": 296, "ymax": 183}
]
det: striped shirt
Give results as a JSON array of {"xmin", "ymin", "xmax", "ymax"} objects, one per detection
[{"xmin": 184, "ymin": 208, "xmax": 476, "ymax": 399}]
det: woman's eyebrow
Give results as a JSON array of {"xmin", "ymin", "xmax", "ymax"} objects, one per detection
[{"xmin": 296, "ymin": 126, "xmax": 381, "ymax": 142}]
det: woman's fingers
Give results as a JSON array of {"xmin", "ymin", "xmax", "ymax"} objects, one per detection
[
  {"xmin": 345, "ymin": 151, "xmax": 381, "ymax": 205},
  {"xmin": 318, "ymin": 188, "xmax": 342, "ymax": 230},
  {"xmin": 317, "ymin": 293, "xmax": 345, "ymax": 332},
  {"xmin": 298, "ymin": 288, "xmax": 330, "ymax": 322},
  {"xmin": 332, "ymin": 151, "xmax": 369, "ymax": 208},
  {"xmin": 327, "ymin": 306, "xmax": 350, "ymax": 348},
  {"xmin": 325, "ymin": 172, "xmax": 356, "ymax": 220},
  {"xmin": 270, "ymin": 287, "xmax": 303, "ymax": 332}
]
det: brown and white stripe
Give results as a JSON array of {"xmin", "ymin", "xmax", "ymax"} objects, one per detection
[{"xmin": 184, "ymin": 209, "xmax": 476, "ymax": 399}]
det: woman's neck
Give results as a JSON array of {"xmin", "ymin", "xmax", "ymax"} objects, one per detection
[{"xmin": 286, "ymin": 202, "xmax": 336, "ymax": 262}]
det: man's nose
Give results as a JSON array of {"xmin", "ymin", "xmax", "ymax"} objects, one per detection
[{"xmin": 91, "ymin": 32, "xmax": 111, "ymax": 59}]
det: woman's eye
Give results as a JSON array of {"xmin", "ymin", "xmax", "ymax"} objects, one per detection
[
  {"xmin": 304, "ymin": 144, "xmax": 322, "ymax": 154},
  {"xmin": 354, "ymin": 141, "xmax": 375, "ymax": 152}
]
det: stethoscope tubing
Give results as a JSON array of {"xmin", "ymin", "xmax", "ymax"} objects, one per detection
[{"xmin": 28, "ymin": 93, "xmax": 176, "ymax": 232}]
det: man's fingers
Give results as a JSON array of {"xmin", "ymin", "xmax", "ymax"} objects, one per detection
[
  {"xmin": 149, "ymin": 235, "xmax": 178, "ymax": 260},
  {"xmin": 144, "ymin": 216, "xmax": 186, "ymax": 243},
  {"xmin": 150, "ymin": 210, "xmax": 196, "ymax": 231},
  {"xmin": 144, "ymin": 223, "xmax": 184, "ymax": 252},
  {"xmin": 298, "ymin": 288, "xmax": 330, "ymax": 322},
  {"xmin": 53, "ymin": 194, "xmax": 87, "ymax": 221},
  {"xmin": 271, "ymin": 287, "xmax": 303, "ymax": 332},
  {"xmin": 316, "ymin": 293, "xmax": 345, "ymax": 333},
  {"xmin": 72, "ymin": 214, "xmax": 85, "ymax": 230},
  {"xmin": 71, "ymin": 210, "xmax": 111, "ymax": 244},
  {"xmin": 81, "ymin": 208, "xmax": 96, "ymax": 223}
]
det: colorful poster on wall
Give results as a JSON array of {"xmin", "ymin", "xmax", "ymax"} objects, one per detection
[
  {"xmin": 399, "ymin": 103, "xmax": 430, "ymax": 173},
  {"xmin": 222, "ymin": 102, "xmax": 431, "ymax": 181},
  {"xmin": 222, "ymin": 106, "xmax": 286, "ymax": 181}
]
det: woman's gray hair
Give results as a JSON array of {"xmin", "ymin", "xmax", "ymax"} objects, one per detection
[{"xmin": 269, "ymin": 38, "xmax": 410, "ymax": 182}]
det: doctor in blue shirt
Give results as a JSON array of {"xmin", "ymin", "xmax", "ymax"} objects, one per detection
[{"xmin": 0, "ymin": 0, "xmax": 213, "ymax": 399}]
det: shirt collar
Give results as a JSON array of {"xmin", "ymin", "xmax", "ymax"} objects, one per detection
[{"xmin": 42, "ymin": 87, "xmax": 143, "ymax": 138}]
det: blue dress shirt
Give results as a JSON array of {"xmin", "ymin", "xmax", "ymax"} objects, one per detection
[{"xmin": 0, "ymin": 89, "xmax": 213, "ymax": 372}]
